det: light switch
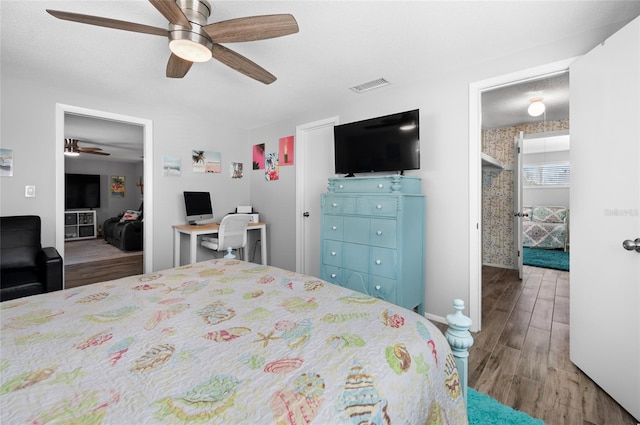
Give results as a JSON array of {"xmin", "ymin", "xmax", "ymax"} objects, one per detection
[{"xmin": 25, "ymin": 186, "xmax": 35, "ymax": 197}]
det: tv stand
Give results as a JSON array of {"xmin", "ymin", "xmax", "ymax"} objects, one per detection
[{"xmin": 64, "ymin": 210, "xmax": 97, "ymax": 240}]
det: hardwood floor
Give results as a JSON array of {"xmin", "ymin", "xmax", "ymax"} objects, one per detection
[
  {"xmin": 464, "ymin": 265, "xmax": 637, "ymax": 424},
  {"xmin": 64, "ymin": 238, "xmax": 143, "ymax": 288}
]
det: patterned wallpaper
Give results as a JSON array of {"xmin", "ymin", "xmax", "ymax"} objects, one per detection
[{"xmin": 482, "ymin": 119, "xmax": 569, "ymax": 268}]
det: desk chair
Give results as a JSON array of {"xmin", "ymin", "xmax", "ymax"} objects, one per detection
[{"xmin": 201, "ymin": 214, "xmax": 252, "ymax": 260}]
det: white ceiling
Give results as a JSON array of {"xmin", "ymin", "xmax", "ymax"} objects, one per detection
[{"xmin": 3, "ymin": 1, "xmax": 640, "ymax": 161}]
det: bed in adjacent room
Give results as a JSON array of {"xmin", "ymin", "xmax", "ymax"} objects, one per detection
[{"xmin": 0, "ymin": 259, "xmax": 470, "ymax": 424}]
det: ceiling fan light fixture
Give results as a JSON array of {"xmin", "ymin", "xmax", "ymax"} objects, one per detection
[
  {"xmin": 64, "ymin": 148, "xmax": 80, "ymax": 157},
  {"xmin": 528, "ymin": 97, "xmax": 546, "ymax": 117},
  {"xmin": 169, "ymin": 38, "xmax": 212, "ymax": 62}
]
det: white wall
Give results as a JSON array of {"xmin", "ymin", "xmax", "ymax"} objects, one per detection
[{"xmin": 0, "ymin": 77, "xmax": 250, "ymax": 271}]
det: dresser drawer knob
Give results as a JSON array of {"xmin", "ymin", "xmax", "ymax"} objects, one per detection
[
  {"xmin": 332, "ymin": 203, "xmax": 338, "ymax": 208},
  {"xmin": 376, "ymin": 230, "xmax": 382, "ymax": 236},
  {"xmin": 339, "ymin": 184, "xmax": 344, "ymax": 189},
  {"xmin": 375, "ymin": 259, "xmax": 382, "ymax": 265},
  {"xmin": 377, "ymin": 183, "xmax": 384, "ymax": 189},
  {"xmin": 331, "ymin": 251, "xmax": 337, "ymax": 256},
  {"xmin": 331, "ymin": 273, "xmax": 337, "ymax": 278},
  {"xmin": 332, "ymin": 226, "xmax": 337, "ymax": 230},
  {"xmin": 376, "ymin": 204, "xmax": 382, "ymax": 210},
  {"xmin": 375, "ymin": 285, "xmax": 381, "ymax": 290}
]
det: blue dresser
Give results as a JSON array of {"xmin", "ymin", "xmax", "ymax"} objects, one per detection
[{"xmin": 320, "ymin": 175, "xmax": 425, "ymax": 313}]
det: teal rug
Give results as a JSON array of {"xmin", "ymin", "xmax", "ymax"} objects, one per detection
[
  {"xmin": 523, "ymin": 247, "xmax": 569, "ymax": 271},
  {"xmin": 468, "ymin": 388, "xmax": 545, "ymax": 424}
]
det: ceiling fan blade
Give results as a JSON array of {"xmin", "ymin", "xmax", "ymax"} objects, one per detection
[
  {"xmin": 204, "ymin": 14, "xmax": 298, "ymax": 43},
  {"xmin": 211, "ymin": 44, "xmax": 276, "ymax": 84},
  {"xmin": 82, "ymin": 150, "xmax": 111, "ymax": 156},
  {"xmin": 148, "ymin": 0, "xmax": 191, "ymax": 28},
  {"xmin": 47, "ymin": 10, "xmax": 168, "ymax": 37},
  {"xmin": 166, "ymin": 54, "xmax": 193, "ymax": 78},
  {"xmin": 77, "ymin": 147, "xmax": 103, "ymax": 151}
]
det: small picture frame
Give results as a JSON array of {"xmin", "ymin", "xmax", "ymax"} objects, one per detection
[{"xmin": 110, "ymin": 175, "xmax": 125, "ymax": 197}]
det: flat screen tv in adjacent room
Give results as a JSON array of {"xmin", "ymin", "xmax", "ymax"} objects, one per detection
[
  {"xmin": 334, "ymin": 109, "xmax": 420, "ymax": 176},
  {"xmin": 65, "ymin": 173, "xmax": 101, "ymax": 209},
  {"xmin": 183, "ymin": 191, "xmax": 214, "ymax": 225}
]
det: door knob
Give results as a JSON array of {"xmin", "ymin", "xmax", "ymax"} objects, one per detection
[
  {"xmin": 622, "ymin": 238, "xmax": 640, "ymax": 253},
  {"xmin": 303, "ymin": 212, "xmax": 310, "ymax": 217}
]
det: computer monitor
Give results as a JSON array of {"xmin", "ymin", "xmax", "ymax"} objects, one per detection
[{"xmin": 183, "ymin": 191, "xmax": 214, "ymax": 225}]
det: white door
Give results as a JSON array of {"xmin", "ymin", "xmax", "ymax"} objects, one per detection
[
  {"xmin": 295, "ymin": 117, "xmax": 338, "ymax": 277},
  {"xmin": 514, "ymin": 132, "xmax": 524, "ymax": 279},
  {"xmin": 570, "ymin": 17, "xmax": 639, "ymax": 421}
]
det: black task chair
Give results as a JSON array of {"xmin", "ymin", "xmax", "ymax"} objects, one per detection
[
  {"xmin": 201, "ymin": 214, "xmax": 252, "ymax": 260},
  {"xmin": 0, "ymin": 215, "xmax": 63, "ymax": 301}
]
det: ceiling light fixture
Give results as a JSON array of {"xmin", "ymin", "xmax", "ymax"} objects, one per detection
[
  {"xmin": 528, "ymin": 97, "xmax": 546, "ymax": 117},
  {"xmin": 399, "ymin": 122, "xmax": 416, "ymax": 131},
  {"xmin": 169, "ymin": 36, "xmax": 212, "ymax": 62},
  {"xmin": 64, "ymin": 139, "xmax": 80, "ymax": 157}
]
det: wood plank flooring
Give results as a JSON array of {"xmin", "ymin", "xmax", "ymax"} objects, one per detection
[
  {"xmin": 462, "ymin": 266, "xmax": 637, "ymax": 424},
  {"xmin": 64, "ymin": 238, "xmax": 143, "ymax": 288}
]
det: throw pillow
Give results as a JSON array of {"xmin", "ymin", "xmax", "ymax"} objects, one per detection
[{"xmin": 120, "ymin": 210, "xmax": 140, "ymax": 222}]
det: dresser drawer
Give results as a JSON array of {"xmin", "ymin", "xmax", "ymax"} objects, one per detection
[
  {"xmin": 343, "ymin": 216, "xmax": 370, "ymax": 244},
  {"xmin": 322, "ymin": 215, "xmax": 344, "ymax": 241},
  {"xmin": 321, "ymin": 265, "xmax": 342, "ymax": 285},
  {"xmin": 333, "ymin": 178, "xmax": 393, "ymax": 193},
  {"xmin": 322, "ymin": 240, "xmax": 342, "ymax": 267},
  {"xmin": 342, "ymin": 269, "xmax": 369, "ymax": 295},
  {"xmin": 356, "ymin": 197, "xmax": 398, "ymax": 217},
  {"xmin": 370, "ymin": 246, "xmax": 397, "ymax": 279},
  {"xmin": 370, "ymin": 218, "xmax": 396, "ymax": 248},
  {"xmin": 343, "ymin": 242, "xmax": 370, "ymax": 274},
  {"xmin": 322, "ymin": 195, "xmax": 356, "ymax": 214},
  {"xmin": 368, "ymin": 275, "xmax": 397, "ymax": 304}
]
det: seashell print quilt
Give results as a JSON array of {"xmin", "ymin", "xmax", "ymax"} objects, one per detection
[{"xmin": 0, "ymin": 259, "xmax": 468, "ymax": 424}]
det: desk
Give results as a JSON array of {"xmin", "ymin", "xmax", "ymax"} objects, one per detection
[{"xmin": 173, "ymin": 222, "xmax": 267, "ymax": 266}]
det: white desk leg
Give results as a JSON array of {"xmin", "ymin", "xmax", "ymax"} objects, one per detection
[
  {"xmin": 190, "ymin": 233, "xmax": 198, "ymax": 264},
  {"xmin": 173, "ymin": 228, "xmax": 180, "ymax": 267},
  {"xmin": 260, "ymin": 225, "xmax": 267, "ymax": 265}
]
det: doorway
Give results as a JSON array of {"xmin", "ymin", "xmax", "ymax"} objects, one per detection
[
  {"xmin": 468, "ymin": 58, "xmax": 574, "ymax": 331},
  {"xmin": 55, "ymin": 104, "xmax": 154, "ymax": 275},
  {"xmin": 295, "ymin": 116, "xmax": 339, "ymax": 276}
]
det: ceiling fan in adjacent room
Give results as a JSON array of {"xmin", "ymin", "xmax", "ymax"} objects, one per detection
[
  {"xmin": 46, "ymin": 0, "xmax": 299, "ymax": 84},
  {"xmin": 64, "ymin": 139, "xmax": 111, "ymax": 157}
]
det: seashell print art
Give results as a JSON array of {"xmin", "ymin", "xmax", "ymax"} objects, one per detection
[
  {"xmin": 203, "ymin": 327, "xmax": 251, "ymax": 342},
  {"xmin": 197, "ymin": 301, "xmax": 236, "ymax": 325},
  {"xmin": 385, "ymin": 343, "xmax": 411, "ymax": 374},
  {"xmin": 444, "ymin": 353, "xmax": 461, "ymax": 399},
  {"xmin": 130, "ymin": 344, "xmax": 175, "ymax": 373},
  {"xmin": 271, "ymin": 389, "xmax": 322, "ymax": 425},
  {"xmin": 304, "ymin": 280, "xmax": 324, "ymax": 291},
  {"xmin": 154, "ymin": 375, "xmax": 240, "ymax": 421},
  {"xmin": 338, "ymin": 362, "xmax": 391, "ymax": 425},
  {"xmin": 75, "ymin": 292, "xmax": 109, "ymax": 303},
  {"xmin": 31, "ymin": 389, "xmax": 120, "ymax": 424},
  {"xmin": 263, "ymin": 358, "xmax": 304, "ymax": 374}
]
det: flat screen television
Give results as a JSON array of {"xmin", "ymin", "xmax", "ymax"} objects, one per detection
[
  {"xmin": 65, "ymin": 173, "xmax": 101, "ymax": 209},
  {"xmin": 334, "ymin": 109, "xmax": 420, "ymax": 176},
  {"xmin": 183, "ymin": 191, "xmax": 214, "ymax": 225}
]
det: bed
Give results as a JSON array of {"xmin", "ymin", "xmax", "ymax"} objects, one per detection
[{"xmin": 1, "ymin": 259, "xmax": 471, "ymax": 424}]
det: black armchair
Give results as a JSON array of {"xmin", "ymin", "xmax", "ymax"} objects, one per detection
[
  {"xmin": 103, "ymin": 203, "xmax": 143, "ymax": 251},
  {"xmin": 0, "ymin": 215, "xmax": 63, "ymax": 301}
]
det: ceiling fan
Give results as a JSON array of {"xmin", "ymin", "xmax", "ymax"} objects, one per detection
[
  {"xmin": 46, "ymin": 0, "xmax": 298, "ymax": 84},
  {"xmin": 64, "ymin": 139, "xmax": 111, "ymax": 157}
]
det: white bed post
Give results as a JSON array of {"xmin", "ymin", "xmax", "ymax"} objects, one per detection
[{"xmin": 445, "ymin": 299, "xmax": 474, "ymax": 406}]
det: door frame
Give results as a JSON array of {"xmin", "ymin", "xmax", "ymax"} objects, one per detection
[
  {"xmin": 468, "ymin": 57, "xmax": 576, "ymax": 332},
  {"xmin": 295, "ymin": 116, "xmax": 339, "ymax": 273},
  {"xmin": 55, "ymin": 104, "xmax": 154, "ymax": 273}
]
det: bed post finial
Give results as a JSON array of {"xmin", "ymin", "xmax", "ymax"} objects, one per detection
[{"xmin": 445, "ymin": 298, "xmax": 474, "ymax": 407}]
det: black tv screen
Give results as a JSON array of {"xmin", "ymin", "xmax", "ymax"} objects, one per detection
[
  {"xmin": 334, "ymin": 109, "xmax": 420, "ymax": 175},
  {"xmin": 65, "ymin": 173, "xmax": 101, "ymax": 209}
]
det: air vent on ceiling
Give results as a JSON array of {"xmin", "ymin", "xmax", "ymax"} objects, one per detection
[{"xmin": 349, "ymin": 78, "xmax": 391, "ymax": 93}]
